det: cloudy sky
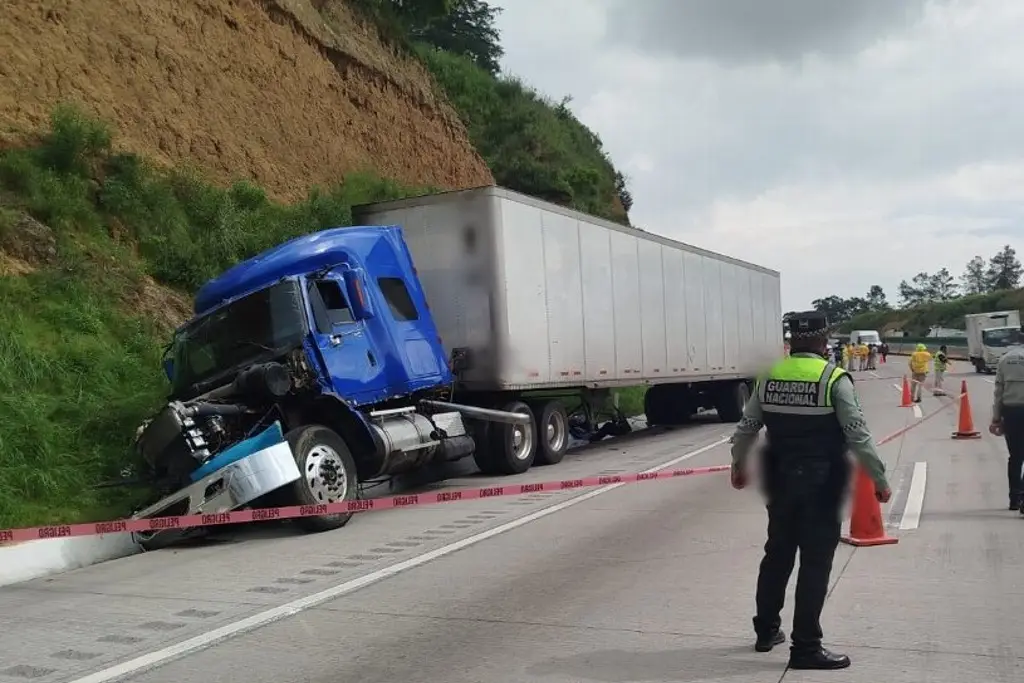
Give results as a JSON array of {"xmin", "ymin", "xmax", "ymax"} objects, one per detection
[{"xmin": 493, "ymin": 0, "xmax": 1024, "ymax": 312}]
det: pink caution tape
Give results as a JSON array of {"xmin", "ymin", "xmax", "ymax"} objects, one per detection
[
  {"xmin": 0, "ymin": 465, "xmax": 732, "ymax": 543},
  {"xmin": 0, "ymin": 393, "xmax": 972, "ymax": 545}
]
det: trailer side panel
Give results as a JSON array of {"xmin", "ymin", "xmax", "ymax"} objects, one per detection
[{"xmin": 354, "ymin": 187, "xmax": 781, "ymax": 391}]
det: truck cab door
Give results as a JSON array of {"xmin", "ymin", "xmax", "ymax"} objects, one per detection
[{"xmin": 305, "ymin": 275, "xmax": 385, "ymax": 404}]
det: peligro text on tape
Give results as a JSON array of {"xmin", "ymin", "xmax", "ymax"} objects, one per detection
[{"xmin": 0, "ymin": 464, "xmax": 732, "ymax": 544}]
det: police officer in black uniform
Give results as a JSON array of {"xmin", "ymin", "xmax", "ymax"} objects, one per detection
[{"xmin": 730, "ymin": 311, "xmax": 891, "ymax": 670}]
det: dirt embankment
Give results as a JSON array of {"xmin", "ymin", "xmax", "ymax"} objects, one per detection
[{"xmin": 0, "ymin": 0, "xmax": 493, "ymax": 200}]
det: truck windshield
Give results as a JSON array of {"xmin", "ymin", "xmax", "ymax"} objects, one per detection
[
  {"xmin": 982, "ymin": 328, "xmax": 1020, "ymax": 347},
  {"xmin": 170, "ymin": 280, "xmax": 307, "ymax": 393}
]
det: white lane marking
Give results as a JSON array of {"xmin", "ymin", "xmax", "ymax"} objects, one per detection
[
  {"xmin": 869, "ymin": 371, "xmax": 880, "ymax": 379},
  {"xmin": 69, "ymin": 435, "xmax": 732, "ymax": 683},
  {"xmin": 912, "ymin": 405, "xmax": 923, "ymax": 419},
  {"xmin": 984, "ymin": 378, "xmax": 995, "ymax": 384},
  {"xmin": 899, "ymin": 462, "xmax": 927, "ymax": 530},
  {"xmin": 892, "ymin": 384, "xmax": 902, "ymax": 392}
]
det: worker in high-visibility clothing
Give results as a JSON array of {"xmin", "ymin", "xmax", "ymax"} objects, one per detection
[
  {"xmin": 908, "ymin": 343, "xmax": 932, "ymax": 403},
  {"xmin": 932, "ymin": 345, "xmax": 951, "ymax": 396},
  {"xmin": 841, "ymin": 344, "xmax": 851, "ymax": 370}
]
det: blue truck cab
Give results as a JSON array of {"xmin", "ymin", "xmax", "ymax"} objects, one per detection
[
  {"xmin": 189, "ymin": 226, "xmax": 452, "ymax": 405},
  {"xmin": 130, "ymin": 226, "xmax": 529, "ymax": 550}
]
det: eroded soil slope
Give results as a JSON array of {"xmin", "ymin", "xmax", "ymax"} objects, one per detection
[{"xmin": 0, "ymin": 0, "xmax": 493, "ymax": 200}]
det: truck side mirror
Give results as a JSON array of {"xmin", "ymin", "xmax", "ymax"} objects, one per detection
[{"xmin": 343, "ymin": 269, "xmax": 375, "ymax": 320}]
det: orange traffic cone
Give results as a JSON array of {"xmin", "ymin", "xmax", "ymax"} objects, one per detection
[
  {"xmin": 900, "ymin": 376, "xmax": 913, "ymax": 407},
  {"xmin": 841, "ymin": 467, "xmax": 899, "ymax": 547},
  {"xmin": 951, "ymin": 380, "xmax": 981, "ymax": 440}
]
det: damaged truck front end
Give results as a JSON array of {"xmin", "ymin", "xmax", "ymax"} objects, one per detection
[{"xmin": 129, "ymin": 278, "xmax": 356, "ymax": 550}]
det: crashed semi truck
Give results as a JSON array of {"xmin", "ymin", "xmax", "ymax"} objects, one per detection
[{"xmin": 128, "ymin": 186, "xmax": 782, "ymax": 549}]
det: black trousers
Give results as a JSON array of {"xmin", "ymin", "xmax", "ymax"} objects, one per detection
[
  {"xmin": 1004, "ymin": 405, "xmax": 1024, "ymax": 505},
  {"xmin": 753, "ymin": 478, "xmax": 843, "ymax": 653}
]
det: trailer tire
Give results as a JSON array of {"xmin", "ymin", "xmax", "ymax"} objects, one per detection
[
  {"xmin": 533, "ymin": 400, "xmax": 569, "ymax": 466},
  {"xmin": 479, "ymin": 400, "xmax": 537, "ymax": 475},
  {"xmin": 715, "ymin": 382, "xmax": 749, "ymax": 423},
  {"xmin": 644, "ymin": 385, "xmax": 671, "ymax": 426},
  {"xmin": 644, "ymin": 385, "xmax": 692, "ymax": 427},
  {"xmin": 278, "ymin": 424, "xmax": 359, "ymax": 533}
]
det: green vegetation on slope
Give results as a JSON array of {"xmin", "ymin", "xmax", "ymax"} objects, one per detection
[
  {"xmin": 841, "ymin": 287, "xmax": 1024, "ymax": 337},
  {"xmin": 351, "ymin": 0, "xmax": 634, "ymax": 224},
  {"xmin": 418, "ymin": 46, "xmax": 631, "ymax": 224},
  {"xmin": 0, "ymin": 106, "xmax": 428, "ymax": 529}
]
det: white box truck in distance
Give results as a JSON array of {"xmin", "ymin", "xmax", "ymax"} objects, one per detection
[
  {"xmin": 965, "ymin": 310, "xmax": 1021, "ymax": 373},
  {"xmin": 353, "ymin": 186, "xmax": 782, "ymax": 474}
]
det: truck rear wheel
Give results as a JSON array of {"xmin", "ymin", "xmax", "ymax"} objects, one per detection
[
  {"xmin": 644, "ymin": 385, "xmax": 692, "ymax": 426},
  {"xmin": 532, "ymin": 400, "xmax": 569, "ymax": 466},
  {"xmin": 278, "ymin": 424, "xmax": 359, "ymax": 533},
  {"xmin": 714, "ymin": 382, "xmax": 749, "ymax": 423},
  {"xmin": 474, "ymin": 400, "xmax": 537, "ymax": 475}
]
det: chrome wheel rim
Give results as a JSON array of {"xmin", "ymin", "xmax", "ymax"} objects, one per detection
[
  {"xmin": 306, "ymin": 444, "xmax": 349, "ymax": 503},
  {"xmin": 511, "ymin": 421, "xmax": 534, "ymax": 461},
  {"xmin": 545, "ymin": 410, "xmax": 567, "ymax": 453}
]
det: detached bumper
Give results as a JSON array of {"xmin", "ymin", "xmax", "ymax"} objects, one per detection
[{"xmin": 131, "ymin": 422, "xmax": 300, "ymax": 525}]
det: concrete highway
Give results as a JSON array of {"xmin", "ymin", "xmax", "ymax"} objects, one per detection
[{"xmin": 0, "ymin": 361, "xmax": 1020, "ymax": 683}]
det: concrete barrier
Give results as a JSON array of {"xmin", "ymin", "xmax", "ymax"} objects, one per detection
[{"xmin": 885, "ymin": 342, "xmax": 969, "ymax": 360}]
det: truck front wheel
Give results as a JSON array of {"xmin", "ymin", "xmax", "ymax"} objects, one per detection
[{"xmin": 279, "ymin": 424, "xmax": 359, "ymax": 533}]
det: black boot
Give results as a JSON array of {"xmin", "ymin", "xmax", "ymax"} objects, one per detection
[
  {"xmin": 788, "ymin": 647, "xmax": 851, "ymax": 670},
  {"xmin": 754, "ymin": 629, "xmax": 785, "ymax": 652}
]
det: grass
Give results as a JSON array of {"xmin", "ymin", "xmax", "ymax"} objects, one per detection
[
  {"xmin": 0, "ymin": 105, "xmax": 429, "ymax": 529},
  {"xmin": 614, "ymin": 387, "xmax": 645, "ymax": 418}
]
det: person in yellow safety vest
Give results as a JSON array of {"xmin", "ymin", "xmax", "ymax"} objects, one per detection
[
  {"xmin": 841, "ymin": 344, "xmax": 851, "ymax": 370},
  {"xmin": 857, "ymin": 343, "xmax": 869, "ymax": 371},
  {"xmin": 908, "ymin": 343, "xmax": 932, "ymax": 403},
  {"xmin": 932, "ymin": 345, "xmax": 951, "ymax": 396}
]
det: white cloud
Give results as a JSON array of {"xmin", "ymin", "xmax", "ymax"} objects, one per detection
[{"xmin": 492, "ymin": 0, "xmax": 1024, "ymax": 312}]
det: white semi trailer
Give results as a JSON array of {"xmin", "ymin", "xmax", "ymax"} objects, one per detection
[{"xmin": 353, "ymin": 186, "xmax": 783, "ymax": 473}]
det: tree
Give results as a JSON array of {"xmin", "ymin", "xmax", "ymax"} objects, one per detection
[
  {"xmin": 614, "ymin": 171, "xmax": 633, "ymax": 214},
  {"xmin": 865, "ymin": 285, "xmax": 889, "ymax": 311},
  {"xmin": 928, "ymin": 267, "xmax": 958, "ymax": 301},
  {"xmin": 961, "ymin": 255, "xmax": 988, "ymax": 295},
  {"xmin": 810, "ymin": 295, "xmax": 867, "ymax": 324},
  {"xmin": 386, "ymin": 0, "xmax": 455, "ymax": 25},
  {"xmin": 898, "ymin": 272, "xmax": 933, "ymax": 307},
  {"xmin": 985, "ymin": 244, "xmax": 1023, "ymax": 291},
  {"xmin": 407, "ymin": 0, "xmax": 504, "ymax": 74}
]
